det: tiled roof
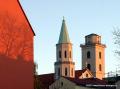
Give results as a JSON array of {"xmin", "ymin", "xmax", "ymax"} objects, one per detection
[
  {"xmin": 38, "ymin": 69, "xmax": 107, "ymax": 89},
  {"xmin": 65, "ymin": 77, "xmax": 107, "ymax": 86},
  {"xmin": 37, "ymin": 73, "xmax": 54, "ymax": 89},
  {"xmin": 38, "ymin": 69, "xmax": 86, "ymax": 89}
]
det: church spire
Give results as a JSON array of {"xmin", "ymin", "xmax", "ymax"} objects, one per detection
[
  {"xmin": 58, "ymin": 18, "xmax": 71, "ymax": 44},
  {"xmin": 55, "ymin": 18, "xmax": 75, "ymax": 80}
]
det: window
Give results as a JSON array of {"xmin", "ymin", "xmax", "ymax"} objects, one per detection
[
  {"xmin": 64, "ymin": 51, "xmax": 67, "ymax": 58},
  {"xmin": 99, "ymin": 52, "xmax": 101, "ymax": 59},
  {"xmin": 61, "ymin": 82, "xmax": 63, "ymax": 86},
  {"xmin": 55, "ymin": 68, "xmax": 57, "ymax": 74},
  {"xmin": 58, "ymin": 68, "xmax": 60, "ymax": 76},
  {"xmin": 87, "ymin": 64, "xmax": 91, "ymax": 70},
  {"xmin": 87, "ymin": 51, "xmax": 91, "ymax": 59},
  {"xmin": 70, "ymin": 51, "xmax": 71, "ymax": 58},
  {"xmin": 86, "ymin": 74, "xmax": 88, "ymax": 78},
  {"xmin": 71, "ymin": 68, "xmax": 73, "ymax": 76},
  {"xmin": 99, "ymin": 64, "xmax": 102, "ymax": 71},
  {"xmin": 65, "ymin": 67, "xmax": 67, "ymax": 76},
  {"xmin": 59, "ymin": 51, "xmax": 61, "ymax": 58}
]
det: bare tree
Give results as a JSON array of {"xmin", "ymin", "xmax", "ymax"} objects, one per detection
[
  {"xmin": 113, "ymin": 27, "xmax": 120, "ymax": 57},
  {"xmin": 34, "ymin": 63, "xmax": 41, "ymax": 89},
  {"xmin": 0, "ymin": 12, "xmax": 33, "ymax": 60}
]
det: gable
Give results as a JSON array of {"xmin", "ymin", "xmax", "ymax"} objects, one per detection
[
  {"xmin": 76, "ymin": 69, "xmax": 93, "ymax": 79},
  {"xmin": 49, "ymin": 77, "xmax": 76, "ymax": 89},
  {"xmin": 0, "ymin": 0, "xmax": 35, "ymax": 36},
  {"xmin": 17, "ymin": 0, "xmax": 35, "ymax": 36}
]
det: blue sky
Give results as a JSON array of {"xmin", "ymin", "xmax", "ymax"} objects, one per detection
[{"xmin": 20, "ymin": 0, "xmax": 120, "ymax": 75}]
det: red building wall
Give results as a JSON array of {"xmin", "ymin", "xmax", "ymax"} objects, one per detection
[{"xmin": 0, "ymin": 0, "xmax": 35, "ymax": 89}]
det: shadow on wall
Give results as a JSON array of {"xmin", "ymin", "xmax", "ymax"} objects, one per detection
[
  {"xmin": 0, "ymin": 54, "xmax": 34, "ymax": 89},
  {"xmin": 0, "ymin": 1, "xmax": 35, "ymax": 89}
]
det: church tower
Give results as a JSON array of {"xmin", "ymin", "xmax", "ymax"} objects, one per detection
[
  {"xmin": 54, "ymin": 18, "xmax": 75, "ymax": 80},
  {"xmin": 80, "ymin": 34, "xmax": 106, "ymax": 79}
]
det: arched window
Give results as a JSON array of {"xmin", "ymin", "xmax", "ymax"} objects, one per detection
[
  {"xmin": 99, "ymin": 64, "xmax": 102, "ymax": 71},
  {"xmin": 55, "ymin": 68, "xmax": 57, "ymax": 74},
  {"xmin": 59, "ymin": 51, "xmax": 61, "ymax": 58},
  {"xmin": 64, "ymin": 51, "xmax": 67, "ymax": 58},
  {"xmin": 87, "ymin": 51, "xmax": 91, "ymax": 59},
  {"xmin": 70, "ymin": 51, "xmax": 71, "ymax": 58},
  {"xmin": 61, "ymin": 82, "xmax": 63, "ymax": 86},
  {"xmin": 86, "ymin": 74, "xmax": 88, "ymax": 78},
  {"xmin": 99, "ymin": 52, "xmax": 101, "ymax": 59},
  {"xmin": 65, "ymin": 67, "xmax": 67, "ymax": 76},
  {"xmin": 87, "ymin": 64, "xmax": 91, "ymax": 70},
  {"xmin": 58, "ymin": 68, "xmax": 60, "ymax": 76},
  {"xmin": 71, "ymin": 68, "xmax": 73, "ymax": 76}
]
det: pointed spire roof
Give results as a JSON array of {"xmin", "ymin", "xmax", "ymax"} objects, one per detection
[{"xmin": 58, "ymin": 18, "xmax": 71, "ymax": 44}]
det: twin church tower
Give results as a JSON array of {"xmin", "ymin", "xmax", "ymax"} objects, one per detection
[{"xmin": 54, "ymin": 18, "xmax": 106, "ymax": 80}]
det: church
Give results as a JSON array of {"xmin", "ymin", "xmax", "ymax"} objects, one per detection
[{"xmin": 38, "ymin": 18, "xmax": 110, "ymax": 89}]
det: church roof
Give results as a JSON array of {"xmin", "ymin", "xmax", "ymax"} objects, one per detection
[
  {"xmin": 58, "ymin": 18, "xmax": 71, "ymax": 44},
  {"xmin": 66, "ymin": 77, "xmax": 107, "ymax": 86},
  {"xmin": 37, "ymin": 69, "xmax": 107, "ymax": 89},
  {"xmin": 37, "ymin": 73, "xmax": 54, "ymax": 89}
]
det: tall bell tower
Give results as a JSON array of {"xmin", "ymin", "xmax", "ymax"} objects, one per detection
[
  {"xmin": 54, "ymin": 18, "xmax": 75, "ymax": 80},
  {"xmin": 80, "ymin": 34, "xmax": 106, "ymax": 79}
]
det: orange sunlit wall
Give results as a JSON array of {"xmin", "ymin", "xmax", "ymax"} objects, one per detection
[{"xmin": 0, "ymin": 0, "xmax": 35, "ymax": 89}]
